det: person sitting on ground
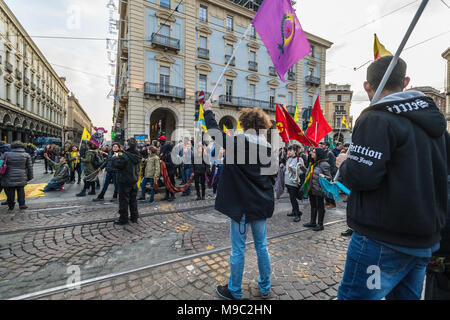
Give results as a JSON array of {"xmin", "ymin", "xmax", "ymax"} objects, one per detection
[{"xmin": 43, "ymin": 154, "xmax": 70, "ymax": 192}]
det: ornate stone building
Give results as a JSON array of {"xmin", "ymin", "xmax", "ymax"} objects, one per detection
[
  {"xmin": 407, "ymin": 86, "xmax": 446, "ymax": 116},
  {"xmin": 324, "ymin": 83, "xmax": 353, "ymax": 143},
  {"xmin": 113, "ymin": 0, "xmax": 332, "ymax": 141},
  {"xmin": 0, "ymin": 1, "xmax": 68, "ymax": 144},
  {"xmin": 65, "ymin": 93, "xmax": 94, "ymax": 145}
]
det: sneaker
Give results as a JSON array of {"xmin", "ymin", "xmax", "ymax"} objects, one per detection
[
  {"xmin": 341, "ymin": 229, "xmax": 353, "ymax": 237},
  {"xmin": 76, "ymin": 192, "xmax": 86, "ymax": 197},
  {"xmin": 303, "ymin": 222, "xmax": 317, "ymax": 228},
  {"xmin": 293, "ymin": 215, "xmax": 301, "ymax": 222},
  {"xmin": 313, "ymin": 224, "xmax": 324, "ymax": 232},
  {"xmin": 19, "ymin": 206, "xmax": 28, "ymax": 210},
  {"xmin": 113, "ymin": 219, "xmax": 128, "ymax": 225},
  {"xmin": 92, "ymin": 197, "xmax": 104, "ymax": 202},
  {"xmin": 261, "ymin": 291, "xmax": 271, "ymax": 299},
  {"xmin": 216, "ymin": 285, "xmax": 238, "ymax": 300}
]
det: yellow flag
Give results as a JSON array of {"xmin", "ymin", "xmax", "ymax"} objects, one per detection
[
  {"xmin": 223, "ymin": 124, "xmax": 232, "ymax": 136},
  {"xmin": 342, "ymin": 115, "xmax": 349, "ymax": 129},
  {"xmin": 293, "ymin": 103, "xmax": 299, "ymax": 122},
  {"xmin": 198, "ymin": 104, "xmax": 207, "ymax": 132},
  {"xmin": 81, "ymin": 127, "xmax": 91, "ymax": 141},
  {"xmin": 374, "ymin": 34, "xmax": 392, "ymax": 60},
  {"xmin": 237, "ymin": 121, "xmax": 243, "ymax": 131}
]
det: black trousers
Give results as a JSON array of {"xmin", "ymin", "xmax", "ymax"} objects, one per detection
[
  {"xmin": 286, "ymin": 185, "xmax": 301, "ymax": 216},
  {"xmin": 309, "ymin": 194, "xmax": 326, "ymax": 225},
  {"xmin": 82, "ymin": 181, "xmax": 95, "ymax": 193},
  {"xmin": 165, "ymin": 173, "xmax": 176, "ymax": 198},
  {"xmin": 5, "ymin": 186, "xmax": 25, "ymax": 209},
  {"xmin": 194, "ymin": 173, "xmax": 206, "ymax": 197},
  {"xmin": 70, "ymin": 164, "xmax": 81, "ymax": 182},
  {"xmin": 119, "ymin": 184, "xmax": 138, "ymax": 223},
  {"xmin": 44, "ymin": 159, "xmax": 54, "ymax": 172}
]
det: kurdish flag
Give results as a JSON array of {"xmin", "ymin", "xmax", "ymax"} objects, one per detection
[
  {"xmin": 199, "ymin": 104, "xmax": 207, "ymax": 132},
  {"xmin": 342, "ymin": 115, "xmax": 349, "ymax": 129},
  {"xmin": 374, "ymin": 34, "xmax": 392, "ymax": 60},
  {"xmin": 252, "ymin": 0, "xmax": 311, "ymax": 82},
  {"xmin": 223, "ymin": 124, "xmax": 232, "ymax": 136},
  {"xmin": 302, "ymin": 164, "xmax": 315, "ymax": 195}
]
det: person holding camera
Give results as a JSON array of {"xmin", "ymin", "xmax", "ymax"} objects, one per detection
[{"xmin": 112, "ymin": 138, "xmax": 142, "ymax": 225}]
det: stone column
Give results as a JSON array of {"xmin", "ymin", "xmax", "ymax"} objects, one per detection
[{"xmin": 7, "ymin": 130, "xmax": 12, "ymax": 143}]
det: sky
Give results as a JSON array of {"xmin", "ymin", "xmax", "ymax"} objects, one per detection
[{"xmin": 4, "ymin": 0, "xmax": 450, "ymax": 136}]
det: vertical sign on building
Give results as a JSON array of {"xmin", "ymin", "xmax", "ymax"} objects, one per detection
[{"xmin": 106, "ymin": 0, "xmax": 119, "ymax": 99}]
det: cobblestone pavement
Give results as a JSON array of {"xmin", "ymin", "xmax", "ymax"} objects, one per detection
[{"xmin": 0, "ymin": 167, "xmax": 351, "ymax": 300}]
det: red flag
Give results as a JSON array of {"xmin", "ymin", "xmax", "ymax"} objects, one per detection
[
  {"xmin": 306, "ymin": 97, "xmax": 332, "ymax": 144},
  {"xmin": 276, "ymin": 104, "xmax": 289, "ymax": 143},
  {"xmin": 281, "ymin": 104, "xmax": 318, "ymax": 147}
]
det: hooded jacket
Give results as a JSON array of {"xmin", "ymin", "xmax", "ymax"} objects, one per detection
[
  {"xmin": 0, "ymin": 142, "xmax": 33, "ymax": 187},
  {"xmin": 112, "ymin": 148, "xmax": 142, "ymax": 186},
  {"xmin": 204, "ymin": 110, "xmax": 275, "ymax": 223},
  {"xmin": 340, "ymin": 91, "xmax": 450, "ymax": 248}
]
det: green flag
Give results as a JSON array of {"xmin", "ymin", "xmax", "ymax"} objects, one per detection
[{"xmin": 328, "ymin": 136, "xmax": 335, "ymax": 150}]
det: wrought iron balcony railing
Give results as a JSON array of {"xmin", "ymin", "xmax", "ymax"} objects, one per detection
[
  {"xmin": 144, "ymin": 82, "xmax": 186, "ymax": 101},
  {"xmin": 150, "ymin": 33, "xmax": 180, "ymax": 52},
  {"xmin": 6, "ymin": 62, "xmax": 13, "ymax": 73},
  {"xmin": 15, "ymin": 69, "xmax": 22, "ymax": 80},
  {"xmin": 197, "ymin": 48, "xmax": 209, "ymax": 59},
  {"xmin": 248, "ymin": 61, "xmax": 258, "ymax": 72},
  {"xmin": 305, "ymin": 75, "xmax": 321, "ymax": 86},
  {"xmin": 218, "ymin": 95, "xmax": 275, "ymax": 112}
]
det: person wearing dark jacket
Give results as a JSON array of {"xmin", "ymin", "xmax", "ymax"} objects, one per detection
[
  {"xmin": 0, "ymin": 141, "xmax": 33, "ymax": 211},
  {"xmin": 203, "ymin": 100, "xmax": 275, "ymax": 301},
  {"xmin": 93, "ymin": 143, "xmax": 121, "ymax": 202},
  {"xmin": 112, "ymin": 138, "xmax": 142, "ymax": 225},
  {"xmin": 160, "ymin": 140, "xmax": 176, "ymax": 202},
  {"xmin": 193, "ymin": 144, "xmax": 209, "ymax": 200},
  {"xmin": 0, "ymin": 142, "xmax": 11, "ymax": 206},
  {"xmin": 76, "ymin": 142, "xmax": 99, "ymax": 197},
  {"xmin": 319, "ymin": 141, "xmax": 337, "ymax": 209},
  {"xmin": 337, "ymin": 56, "xmax": 450, "ymax": 300},
  {"xmin": 303, "ymin": 148, "xmax": 331, "ymax": 231},
  {"xmin": 43, "ymin": 144, "xmax": 57, "ymax": 174}
]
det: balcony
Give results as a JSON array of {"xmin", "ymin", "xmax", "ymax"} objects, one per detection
[
  {"xmin": 305, "ymin": 75, "xmax": 320, "ymax": 86},
  {"xmin": 150, "ymin": 33, "xmax": 180, "ymax": 53},
  {"xmin": 248, "ymin": 61, "xmax": 258, "ymax": 72},
  {"xmin": 37, "ymin": 87, "xmax": 41, "ymax": 95},
  {"xmin": 6, "ymin": 62, "xmax": 13, "ymax": 73},
  {"xmin": 24, "ymin": 77, "xmax": 30, "ymax": 86},
  {"xmin": 197, "ymin": 48, "xmax": 209, "ymax": 60},
  {"xmin": 269, "ymin": 66, "xmax": 277, "ymax": 76},
  {"xmin": 42, "ymin": 92, "xmax": 46, "ymax": 99},
  {"xmin": 288, "ymin": 71, "xmax": 296, "ymax": 81},
  {"xmin": 119, "ymin": 82, "xmax": 128, "ymax": 101},
  {"xmin": 225, "ymin": 55, "xmax": 235, "ymax": 66},
  {"xmin": 144, "ymin": 82, "xmax": 186, "ymax": 102},
  {"xmin": 31, "ymin": 82, "xmax": 36, "ymax": 90},
  {"xmin": 218, "ymin": 95, "xmax": 275, "ymax": 112},
  {"xmin": 195, "ymin": 91, "xmax": 212, "ymax": 102}
]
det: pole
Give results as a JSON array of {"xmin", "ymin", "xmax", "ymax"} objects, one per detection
[
  {"xmin": 207, "ymin": 24, "xmax": 253, "ymax": 103},
  {"xmin": 333, "ymin": 0, "xmax": 429, "ymax": 182}
]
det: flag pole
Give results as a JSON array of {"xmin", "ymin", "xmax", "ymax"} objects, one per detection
[
  {"xmin": 207, "ymin": 24, "xmax": 253, "ymax": 103},
  {"xmin": 333, "ymin": 0, "xmax": 429, "ymax": 182}
]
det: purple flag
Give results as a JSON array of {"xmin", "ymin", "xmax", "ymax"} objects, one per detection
[{"xmin": 252, "ymin": 0, "xmax": 311, "ymax": 82}]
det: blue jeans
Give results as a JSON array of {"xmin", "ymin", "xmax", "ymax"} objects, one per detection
[
  {"xmin": 101, "ymin": 171, "xmax": 118, "ymax": 195},
  {"xmin": 182, "ymin": 167, "xmax": 192, "ymax": 194},
  {"xmin": 140, "ymin": 178, "xmax": 155, "ymax": 201},
  {"xmin": 44, "ymin": 181, "xmax": 64, "ymax": 192},
  {"xmin": 228, "ymin": 215, "xmax": 271, "ymax": 299},
  {"xmin": 338, "ymin": 232, "xmax": 430, "ymax": 300}
]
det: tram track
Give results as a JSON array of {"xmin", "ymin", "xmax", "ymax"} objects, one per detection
[
  {"xmin": 0, "ymin": 204, "xmax": 217, "ymax": 236},
  {"xmin": 8, "ymin": 218, "xmax": 347, "ymax": 300}
]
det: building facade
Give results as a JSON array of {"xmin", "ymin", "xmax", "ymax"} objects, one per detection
[
  {"xmin": 324, "ymin": 83, "xmax": 353, "ymax": 143},
  {"xmin": 443, "ymin": 47, "xmax": 450, "ymax": 131},
  {"xmin": 0, "ymin": 1, "xmax": 68, "ymax": 144},
  {"xmin": 113, "ymin": 0, "xmax": 332, "ymax": 142},
  {"xmin": 407, "ymin": 86, "xmax": 446, "ymax": 117},
  {"xmin": 65, "ymin": 93, "xmax": 94, "ymax": 145}
]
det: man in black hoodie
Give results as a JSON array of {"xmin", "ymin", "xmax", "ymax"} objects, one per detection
[
  {"xmin": 338, "ymin": 56, "xmax": 450, "ymax": 300},
  {"xmin": 112, "ymin": 138, "xmax": 142, "ymax": 225}
]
